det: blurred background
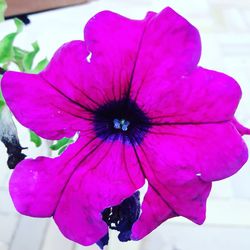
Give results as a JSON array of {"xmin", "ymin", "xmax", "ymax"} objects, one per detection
[{"xmin": 0, "ymin": 0, "xmax": 250, "ymax": 249}]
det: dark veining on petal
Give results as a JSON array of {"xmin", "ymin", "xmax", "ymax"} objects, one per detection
[
  {"xmin": 93, "ymin": 98, "xmax": 151, "ymax": 145},
  {"xmin": 131, "ymin": 138, "xmax": 179, "ymax": 219},
  {"xmin": 53, "ymin": 136, "xmax": 107, "ymax": 214},
  {"xmin": 102, "ymin": 191, "xmax": 141, "ymax": 242},
  {"xmin": 40, "ymin": 75, "xmax": 95, "ymax": 114},
  {"xmin": 124, "ymin": 14, "xmax": 154, "ymax": 101},
  {"xmin": 150, "ymin": 120, "xmax": 229, "ymax": 126}
]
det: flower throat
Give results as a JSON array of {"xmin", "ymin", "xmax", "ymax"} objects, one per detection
[{"xmin": 93, "ymin": 98, "xmax": 151, "ymax": 145}]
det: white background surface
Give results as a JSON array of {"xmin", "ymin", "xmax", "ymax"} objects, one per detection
[{"xmin": 0, "ymin": 0, "xmax": 250, "ymax": 249}]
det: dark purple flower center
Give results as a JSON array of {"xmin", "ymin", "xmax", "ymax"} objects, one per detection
[{"xmin": 93, "ymin": 99, "xmax": 151, "ymax": 145}]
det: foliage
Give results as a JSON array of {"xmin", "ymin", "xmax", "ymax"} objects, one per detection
[
  {"xmin": 29, "ymin": 131, "xmax": 42, "ymax": 147},
  {"xmin": 0, "ymin": 0, "xmax": 6, "ymax": 22},
  {"xmin": 0, "ymin": 19, "xmax": 49, "ymax": 72},
  {"xmin": 50, "ymin": 138, "xmax": 74, "ymax": 155}
]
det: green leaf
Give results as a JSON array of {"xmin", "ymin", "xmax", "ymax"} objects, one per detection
[
  {"xmin": 0, "ymin": 0, "xmax": 6, "ymax": 22},
  {"xmin": 0, "ymin": 33, "xmax": 17, "ymax": 63},
  {"xmin": 23, "ymin": 42, "xmax": 40, "ymax": 72},
  {"xmin": 29, "ymin": 131, "xmax": 42, "ymax": 147},
  {"xmin": 31, "ymin": 58, "xmax": 49, "ymax": 73},
  {"xmin": 0, "ymin": 90, "xmax": 5, "ymax": 113},
  {"xmin": 14, "ymin": 18, "xmax": 24, "ymax": 33},
  {"xmin": 13, "ymin": 47, "xmax": 28, "ymax": 71},
  {"xmin": 0, "ymin": 18, "xmax": 24, "ymax": 64},
  {"xmin": 50, "ymin": 138, "xmax": 73, "ymax": 151},
  {"xmin": 13, "ymin": 47, "xmax": 28, "ymax": 62},
  {"xmin": 58, "ymin": 145, "xmax": 68, "ymax": 155},
  {"xmin": 13, "ymin": 43, "xmax": 47, "ymax": 73}
]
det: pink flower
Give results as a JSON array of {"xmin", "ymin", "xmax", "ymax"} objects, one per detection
[{"xmin": 1, "ymin": 7, "xmax": 250, "ymax": 247}]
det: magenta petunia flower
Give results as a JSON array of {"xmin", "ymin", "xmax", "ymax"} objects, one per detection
[{"xmin": 1, "ymin": 7, "xmax": 250, "ymax": 247}]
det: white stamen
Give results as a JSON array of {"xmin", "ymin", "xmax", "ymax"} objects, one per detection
[
  {"xmin": 113, "ymin": 119, "xmax": 121, "ymax": 129},
  {"xmin": 121, "ymin": 119, "xmax": 130, "ymax": 131},
  {"xmin": 196, "ymin": 173, "xmax": 202, "ymax": 177},
  {"xmin": 121, "ymin": 124, "xmax": 129, "ymax": 131},
  {"xmin": 113, "ymin": 119, "xmax": 130, "ymax": 131}
]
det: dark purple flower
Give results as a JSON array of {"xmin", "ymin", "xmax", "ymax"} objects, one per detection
[{"xmin": 1, "ymin": 7, "xmax": 249, "ymax": 247}]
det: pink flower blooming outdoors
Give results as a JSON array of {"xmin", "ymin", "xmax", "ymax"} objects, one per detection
[{"xmin": 1, "ymin": 6, "xmax": 250, "ymax": 248}]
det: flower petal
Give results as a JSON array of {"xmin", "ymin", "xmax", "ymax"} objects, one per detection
[
  {"xmin": 147, "ymin": 122, "xmax": 248, "ymax": 182},
  {"xmin": 131, "ymin": 122, "xmax": 248, "ymax": 239},
  {"xmin": 84, "ymin": 7, "xmax": 200, "ymax": 101},
  {"xmin": 54, "ymin": 141, "xmax": 144, "ymax": 245},
  {"xmin": 3, "ymin": 7, "xmax": 201, "ymax": 141},
  {"xmin": 1, "ymin": 71, "xmax": 92, "ymax": 140},
  {"xmin": 232, "ymin": 118, "xmax": 250, "ymax": 136},
  {"xmin": 10, "ymin": 134, "xmax": 144, "ymax": 245},
  {"xmin": 41, "ymin": 40, "xmax": 109, "ymax": 110},
  {"xmin": 84, "ymin": 10, "xmax": 152, "ymax": 101},
  {"xmin": 131, "ymin": 179, "xmax": 211, "ymax": 240},
  {"xmin": 130, "ymin": 7, "xmax": 201, "ymax": 99},
  {"xmin": 131, "ymin": 186, "xmax": 176, "ymax": 240},
  {"xmin": 131, "ymin": 148, "xmax": 211, "ymax": 240},
  {"xmin": 132, "ymin": 177, "xmax": 211, "ymax": 240},
  {"xmin": 9, "ymin": 135, "xmax": 100, "ymax": 216},
  {"xmin": 134, "ymin": 67, "xmax": 242, "ymax": 124}
]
